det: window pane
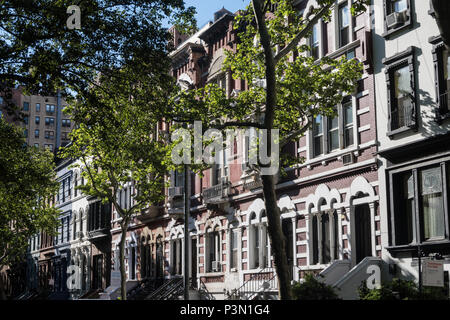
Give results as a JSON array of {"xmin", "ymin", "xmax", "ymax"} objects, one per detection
[
  {"xmin": 311, "ymin": 23, "xmax": 319, "ymax": 60},
  {"xmin": 420, "ymin": 167, "xmax": 445, "ymax": 240},
  {"xmin": 343, "ymin": 102, "xmax": 353, "ymax": 125},
  {"xmin": 328, "ymin": 110, "xmax": 339, "ymax": 151},
  {"xmin": 314, "ymin": 136, "xmax": 323, "ymax": 157},
  {"xmin": 395, "ymin": 172, "xmax": 414, "ymax": 245},
  {"xmin": 339, "ymin": 4, "xmax": 349, "ymax": 47},
  {"xmin": 328, "ymin": 128, "xmax": 339, "ymax": 151},
  {"xmin": 393, "ymin": 0, "xmax": 407, "ymax": 12},
  {"xmin": 393, "ymin": 65, "xmax": 412, "ymax": 129},
  {"xmin": 321, "ymin": 214, "xmax": 331, "ymax": 263},
  {"xmin": 313, "ymin": 115, "xmax": 322, "ymax": 135},
  {"xmin": 340, "ymin": 5, "xmax": 349, "ymax": 27}
]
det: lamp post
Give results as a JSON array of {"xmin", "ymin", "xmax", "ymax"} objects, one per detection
[
  {"xmin": 418, "ymin": 244, "xmax": 422, "ymax": 295},
  {"xmin": 183, "ymin": 154, "xmax": 190, "ymax": 300}
]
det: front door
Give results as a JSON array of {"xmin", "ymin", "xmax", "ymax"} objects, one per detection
[
  {"xmin": 354, "ymin": 204, "xmax": 372, "ymax": 264},
  {"xmin": 191, "ymin": 238, "xmax": 197, "ymax": 288},
  {"xmin": 92, "ymin": 255, "xmax": 103, "ymax": 289},
  {"xmin": 282, "ymin": 219, "xmax": 293, "ymax": 281}
]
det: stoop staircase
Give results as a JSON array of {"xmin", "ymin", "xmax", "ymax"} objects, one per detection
[
  {"xmin": 318, "ymin": 256, "xmax": 387, "ymax": 300},
  {"xmin": 145, "ymin": 276, "xmax": 184, "ymax": 300}
]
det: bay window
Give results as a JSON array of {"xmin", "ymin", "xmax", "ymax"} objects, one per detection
[{"xmin": 390, "ymin": 160, "xmax": 450, "ymax": 247}]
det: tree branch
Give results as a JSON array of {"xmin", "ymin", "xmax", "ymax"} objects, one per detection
[{"xmin": 273, "ymin": 3, "xmax": 333, "ymax": 65}]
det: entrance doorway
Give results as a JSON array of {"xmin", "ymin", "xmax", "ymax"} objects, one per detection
[
  {"xmin": 191, "ymin": 238, "xmax": 197, "ymax": 288},
  {"xmin": 354, "ymin": 204, "xmax": 372, "ymax": 264},
  {"xmin": 92, "ymin": 254, "xmax": 103, "ymax": 289},
  {"xmin": 282, "ymin": 219, "xmax": 293, "ymax": 281}
]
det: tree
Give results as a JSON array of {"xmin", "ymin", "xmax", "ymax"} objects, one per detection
[
  {"xmin": 291, "ymin": 273, "xmax": 339, "ymax": 300},
  {"xmin": 59, "ymin": 62, "xmax": 176, "ymax": 300},
  {"xmin": 1, "ymin": 0, "xmax": 195, "ymax": 300},
  {"xmin": 0, "ymin": 0, "xmax": 196, "ymax": 112},
  {"xmin": 0, "ymin": 119, "xmax": 59, "ymax": 300},
  {"xmin": 171, "ymin": 0, "xmax": 369, "ymax": 299},
  {"xmin": 358, "ymin": 278, "xmax": 449, "ymax": 300}
]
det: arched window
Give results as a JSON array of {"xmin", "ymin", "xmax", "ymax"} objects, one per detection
[
  {"xmin": 311, "ymin": 210, "xmax": 340, "ymax": 265},
  {"xmin": 141, "ymin": 237, "xmax": 147, "ymax": 278},
  {"xmin": 311, "ymin": 215, "xmax": 319, "ymax": 264}
]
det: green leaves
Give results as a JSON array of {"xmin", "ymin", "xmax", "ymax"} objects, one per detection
[
  {"xmin": 59, "ymin": 58, "xmax": 175, "ymax": 220},
  {"xmin": 0, "ymin": 0, "xmax": 196, "ymax": 99},
  {"xmin": 174, "ymin": 0, "xmax": 366, "ymax": 170},
  {"xmin": 0, "ymin": 119, "xmax": 59, "ymax": 267}
]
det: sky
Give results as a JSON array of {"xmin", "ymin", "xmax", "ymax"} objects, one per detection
[{"xmin": 184, "ymin": 0, "xmax": 250, "ymax": 27}]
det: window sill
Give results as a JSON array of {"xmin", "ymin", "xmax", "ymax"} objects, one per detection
[
  {"xmin": 387, "ymin": 125, "xmax": 416, "ymax": 138},
  {"xmin": 199, "ymin": 272, "xmax": 225, "ymax": 277},
  {"xmin": 326, "ymin": 39, "xmax": 360, "ymax": 60},
  {"xmin": 303, "ymin": 145, "xmax": 358, "ymax": 167},
  {"xmin": 386, "ymin": 239, "xmax": 450, "ymax": 255},
  {"xmin": 382, "ymin": 20, "xmax": 413, "ymax": 39}
]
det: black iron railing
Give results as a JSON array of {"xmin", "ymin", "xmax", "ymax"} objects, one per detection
[{"xmin": 226, "ymin": 268, "xmax": 277, "ymax": 300}]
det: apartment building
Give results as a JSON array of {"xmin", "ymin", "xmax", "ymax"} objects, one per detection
[{"xmin": 0, "ymin": 86, "xmax": 73, "ymax": 151}]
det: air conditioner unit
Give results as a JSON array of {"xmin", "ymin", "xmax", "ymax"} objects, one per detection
[
  {"xmin": 211, "ymin": 261, "xmax": 221, "ymax": 272},
  {"xmin": 342, "ymin": 153, "xmax": 355, "ymax": 166},
  {"xmin": 386, "ymin": 11, "xmax": 407, "ymax": 29},
  {"xmin": 168, "ymin": 186, "xmax": 184, "ymax": 198}
]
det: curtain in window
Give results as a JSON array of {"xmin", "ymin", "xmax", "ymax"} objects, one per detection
[{"xmin": 421, "ymin": 167, "xmax": 445, "ymax": 240}]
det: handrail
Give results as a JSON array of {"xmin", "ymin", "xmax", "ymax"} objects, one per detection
[
  {"xmin": 146, "ymin": 276, "xmax": 182, "ymax": 300},
  {"xmin": 162, "ymin": 277, "xmax": 184, "ymax": 300},
  {"xmin": 199, "ymin": 277, "xmax": 215, "ymax": 300},
  {"xmin": 227, "ymin": 267, "xmax": 277, "ymax": 300}
]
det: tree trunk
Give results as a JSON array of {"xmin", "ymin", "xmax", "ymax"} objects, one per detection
[
  {"xmin": 119, "ymin": 221, "xmax": 128, "ymax": 300},
  {"xmin": 0, "ymin": 271, "xmax": 7, "ymax": 300},
  {"xmin": 432, "ymin": 0, "xmax": 450, "ymax": 51},
  {"xmin": 261, "ymin": 175, "xmax": 292, "ymax": 300},
  {"xmin": 252, "ymin": 0, "xmax": 293, "ymax": 299}
]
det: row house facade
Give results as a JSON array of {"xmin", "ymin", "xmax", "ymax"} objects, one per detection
[
  {"xmin": 21, "ymin": 0, "xmax": 450, "ymax": 300},
  {"xmin": 27, "ymin": 158, "xmax": 112, "ymax": 299},
  {"xmin": 374, "ymin": 0, "xmax": 450, "ymax": 288},
  {"xmin": 163, "ymin": 1, "xmax": 381, "ymax": 299}
]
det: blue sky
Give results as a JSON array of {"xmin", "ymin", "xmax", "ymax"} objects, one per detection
[{"xmin": 184, "ymin": 0, "xmax": 250, "ymax": 27}]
